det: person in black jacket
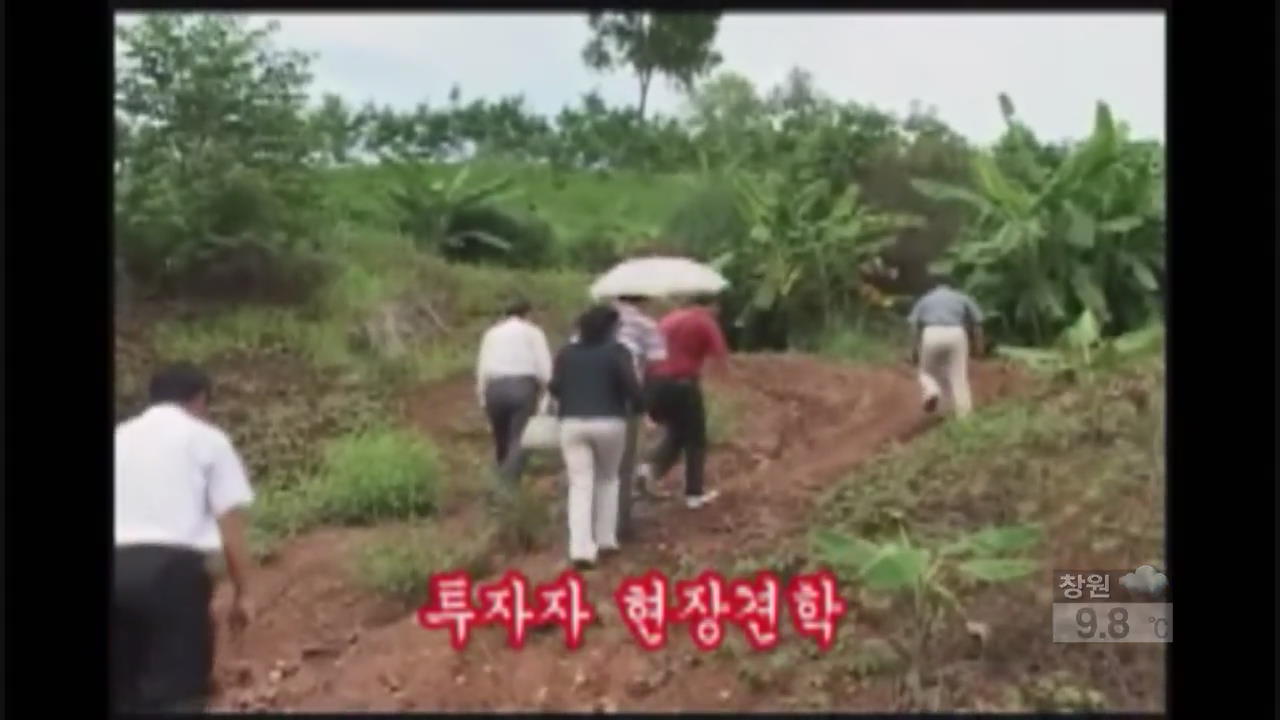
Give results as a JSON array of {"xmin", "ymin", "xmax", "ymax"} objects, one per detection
[{"xmin": 548, "ymin": 305, "xmax": 644, "ymax": 568}]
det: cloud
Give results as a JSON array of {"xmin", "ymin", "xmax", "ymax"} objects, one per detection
[{"xmin": 1119, "ymin": 565, "xmax": 1168, "ymax": 596}]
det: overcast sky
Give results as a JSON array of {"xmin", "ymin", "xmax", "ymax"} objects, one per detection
[{"xmin": 119, "ymin": 12, "xmax": 1166, "ymax": 145}]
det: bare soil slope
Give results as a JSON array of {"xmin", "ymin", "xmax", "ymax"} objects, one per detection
[{"xmin": 210, "ymin": 354, "xmax": 1026, "ymax": 711}]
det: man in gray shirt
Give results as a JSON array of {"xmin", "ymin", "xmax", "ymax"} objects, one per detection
[{"xmin": 907, "ymin": 283, "xmax": 985, "ymax": 418}]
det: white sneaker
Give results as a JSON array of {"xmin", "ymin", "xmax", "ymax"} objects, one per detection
[{"xmin": 685, "ymin": 490, "xmax": 721, "ymax": 509}]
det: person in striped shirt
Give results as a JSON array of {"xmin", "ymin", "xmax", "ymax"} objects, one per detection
[{"xmin": 610, "ymin": 296, "xmax": 668, "ymax": 536}]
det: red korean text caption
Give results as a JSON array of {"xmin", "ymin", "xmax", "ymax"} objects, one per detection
[
  {"xmin": 417, "ymin": 569, "xmax": 595, "ymax": 650},
  {"xmin": 618, "ymin": 569, "xmax": 845, "ymax": 651},
  {"xmin": 419, "ymin": 569, "xmax": 846, "ymax": 652}
]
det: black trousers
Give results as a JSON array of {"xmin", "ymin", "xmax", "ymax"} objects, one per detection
[
  {"xmin": 112, "ymin": 545, "xmax": 214, "ymax": 713},
  {"xmin": 645, "ymin": 377, "xmax": 708, "ymax": 497},
  {"xmin": 484, "ymin": 376, "xmax": 540, "ymax": 485}
]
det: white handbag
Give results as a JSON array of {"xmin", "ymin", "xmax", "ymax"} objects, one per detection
[{"xmin": 520, "ymin": 396, "xmax": 560, "ymax": 450}]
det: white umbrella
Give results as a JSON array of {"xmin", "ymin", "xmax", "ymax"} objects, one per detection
[{"xmin": 589, "ymin": 256, "xmax": 730, "ymax": 301}]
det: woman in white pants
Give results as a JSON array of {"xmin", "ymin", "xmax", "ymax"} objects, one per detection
[
  {"xmin": 548, "ymin": 305, "xmax": 645, "ymax": 568},
  {"xmin": 907, "ymin": 283, "xmax": 985, "ymax": 418}
]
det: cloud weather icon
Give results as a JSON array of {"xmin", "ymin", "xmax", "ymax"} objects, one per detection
[{"xmin": 1119, "ymin": 565, "xmax": 1168, "ymax": 596}]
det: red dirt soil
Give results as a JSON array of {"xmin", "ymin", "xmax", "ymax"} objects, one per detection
[{"xmin": 210, "ymin": 354, "xmax": 1026, "ymax": 711}]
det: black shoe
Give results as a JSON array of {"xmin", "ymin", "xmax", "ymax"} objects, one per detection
[
  {"xmin": 923, "ymin": 396, "xmax": 939, "ymax": 413},
  {"xmin": 571, "ymin": 558, "xmax": 597, "ymax": 572}
]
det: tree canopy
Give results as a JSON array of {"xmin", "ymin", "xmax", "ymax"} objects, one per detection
[{"xmin": 582, "ymin": 12, "xmax": 723, "ymax": 119}]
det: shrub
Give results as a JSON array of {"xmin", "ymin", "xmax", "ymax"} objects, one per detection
[
  {"xmin": 313, "ymin": 429, "xmax": 442, "ymax": 524},
  {"xmin": 116, "ymin": 165, "xmax": 331, "ymax": 303},
  {"xmin": 562, "ymin": 227, "xmax": 630, "ymax": 272},
  {"xmin": 661, "ymin": 181, "xmax": 747, "ymax": 260},
  {"xmin": 115, "ymin": 16, "xmax": 329, "ymax": 303},
  {"xmin": 444, "ymin": 204, "xmax": 556, "ymax": 268},
  {"xmin": 247, "ymin": 428, "xmax": 443, "ymax": 553}
]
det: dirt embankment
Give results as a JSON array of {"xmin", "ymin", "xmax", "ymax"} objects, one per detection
[{"xmin": 210, "ymin": 354, "xmax": 1025, "ymax": 711}]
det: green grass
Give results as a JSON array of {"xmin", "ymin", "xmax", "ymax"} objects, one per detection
[
  {"xmin": 149, "ymin": 231, "xmax": 420, "ymax": 370},
  {"xmin": 817, "ymin": 355, "xmax": 1164, "ymax": 549},
  {"xmin": 352, "ymin": 523, "xmax": 496, "ymax": 603},
  {"xmin": 249, "ymin": 427, "xmax": 444, "ymax": 557},
  {"xmin": 313, "ymin": 428, "xmax": 443, "ymax": 522},
  {"xmin": 716, "ymin": 350, "xmax": 1164, "ymax": 709},
  {"xmin": 152, "ymin": 306, "xmax": 352, "ymax": 368},
  {"xmin": 488, "ymin": 481, "xmax": 555, "ymax": 554},
  {"xmin": 149, "ymin": 241, "xmax": 591, "ymax": 386},
  {"xmin": 438, "ymin": 258, "xmax": 588, "ymax": 337},
  {"xmin": 324, "ymin": 160, "xmax": 699, "ymax": 255},
  {"xmin": 811, "ymin": 315, "xmax": 907, "ymax": 367}
]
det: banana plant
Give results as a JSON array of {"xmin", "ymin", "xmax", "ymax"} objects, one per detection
[
  {"xmin": 719, "ymin": 169, "xmax": 921, "ymax": 343},
  {"xmin": 387, "ymin": 163, "xmax": 522, "ymax": 255},
  {"xmin": 998, "ymin": 309, "xmax": 1164, "ymax": 378},
  {"xmin": 913, "ymin": 99, "xmax": 1165, "ymax": 346},
  {"xmin": 813, "ymin": 523, "xmax": 1041, "ymax": 707}
]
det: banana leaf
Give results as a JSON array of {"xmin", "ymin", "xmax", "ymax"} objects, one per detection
[
  {"xmin": 1064, "ymin": 202, "xmax": 1097, "ymax": 250},
  {"xmin": 1070, "ymin": 267, "xmax": 1110, "ymax": 323},
  {"xmin": 971, "ymin": 153, "xmax": 1034, "ymax": 216},
  {"xmin": 996, "ymin": 345, "xmax": 1066, "ymax": 371},
  {"xmin": 812, "ymin": 529, "xmax": 880, "ymax": 570},
  {"xmin": 443, "ymin": 230, "xmax": 512, "ymax": 253},
  {"xmin": 1110, "ymin": 322, "xmax": 1164, "ymax": 356},
  {"xmin": 957, "ymin": 558, "xmax": 1038, "ymax": 582}
]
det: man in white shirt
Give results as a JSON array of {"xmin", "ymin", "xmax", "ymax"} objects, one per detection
[
  {"xmin": 475, "ymin": 298, "xmax": 554, "ymax": 486},
  {"xmin": 113, "ymin": 363, "xmax": 255, "ymax": 712}
]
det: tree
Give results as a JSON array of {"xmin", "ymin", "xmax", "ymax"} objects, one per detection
[
  {"xmin": 858, "ymin": 108, "xmax": 974, "ymax": 296},
  {"xmin": 766, "ymin": 66, "xmax": 824, "ymax": 116},
  {"xmin": 683, "ymin": 71, "xmax": 769, "ymax": 167},
  {"xmin": 581, "ymin": 12, "xmax": 723, "ymax": 120},
  {"xmin": 686, "ymin": 71, "xmax": 764, "ymax": 129},
  {"xmin": 310, "ymin": 93, "xmax": 363, "ymax": 165},
  {"xmin": 115, "ymin": 14, "xmax": 325, "ymax": 299}
]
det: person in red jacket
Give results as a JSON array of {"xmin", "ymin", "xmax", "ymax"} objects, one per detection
[{"xmin": 634, "ymin": 294, "xmax": 729, "ymax": 509}]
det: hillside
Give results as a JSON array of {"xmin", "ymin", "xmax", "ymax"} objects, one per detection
[
  {"xmin": 115, "ymin": 238, "xmax": 1164, "ymax": 712},
  {"xmin": 113, "ymin": 15, "xmax": 1167, "ymax": 714}
]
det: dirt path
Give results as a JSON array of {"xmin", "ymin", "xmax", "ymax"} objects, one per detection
[{"xmin": 210, "ymin": 354, "xmax": 1024, "ymax": 711}]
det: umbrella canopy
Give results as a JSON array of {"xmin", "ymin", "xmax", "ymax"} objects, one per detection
[{"xmin": 589, "ymin": 256, "xmax": 730, "ymax": 301}]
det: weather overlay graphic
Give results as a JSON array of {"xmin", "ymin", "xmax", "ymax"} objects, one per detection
[{"xmin": 1051, "ymin": 566, "xmax": 1171, "ymax": 643}]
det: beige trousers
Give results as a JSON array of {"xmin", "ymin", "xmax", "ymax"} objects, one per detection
[
  {"xmin": 559, "ymin": 418, "xmax": 627, "ymax": 562},
  {"xmin": 919, "ymin": 325, "xmax": 972, "ymax": 417}
]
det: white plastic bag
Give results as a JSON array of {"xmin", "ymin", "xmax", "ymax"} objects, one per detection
[{"xmin": 520, "ymin": 395, "xmax": 560, "ymax": 450}]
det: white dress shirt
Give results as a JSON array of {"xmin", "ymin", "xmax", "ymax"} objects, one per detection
[
  {"xmin": 114, "ymin": 404, "xmax": 255, "ymax": 552},
  {"xmin": 475, "ymin": 316, "xmax": 554, "ymax": 404}
]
